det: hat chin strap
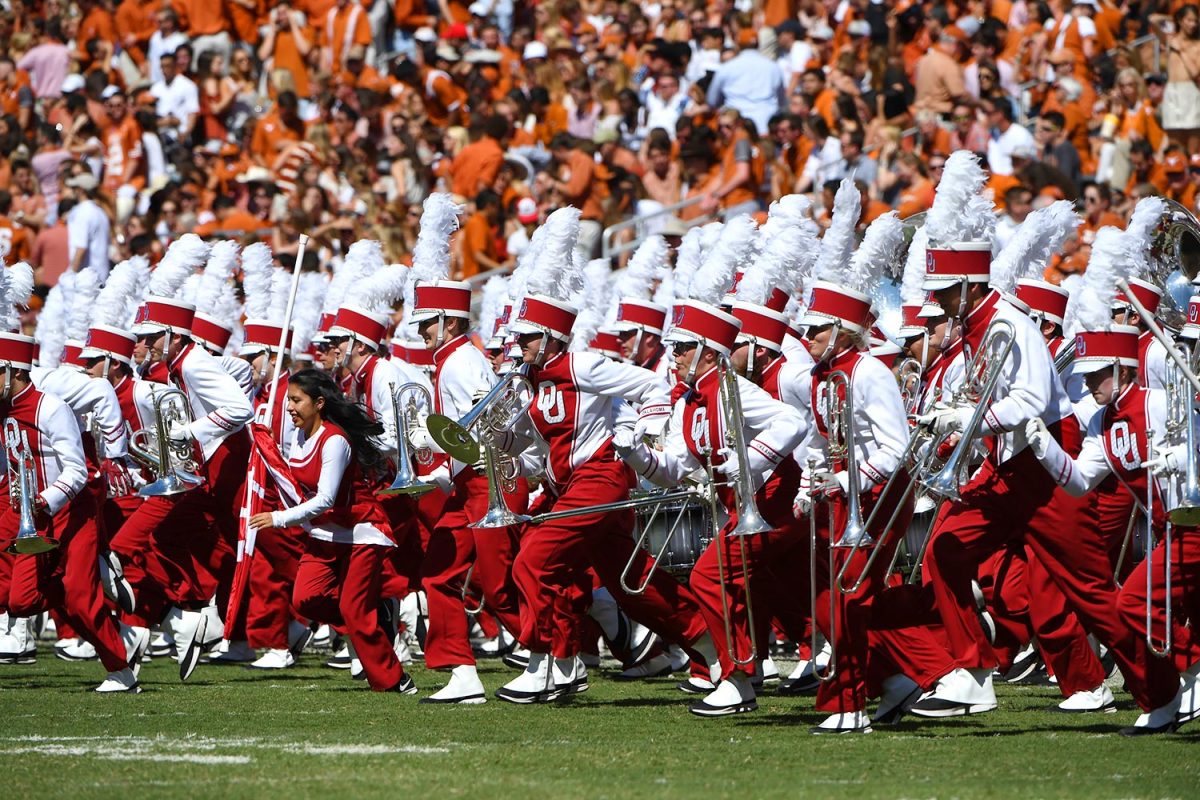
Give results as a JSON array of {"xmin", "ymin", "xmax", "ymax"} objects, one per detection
[
  {"xmin": 1, "ymin": 365, "xmax": 10, "ymax": 400},
  {"xmin": 340, "ymin": 339, "xmax": 354, "ymax": 370},
  {"xmin": 818, "ymin": 321, "xmax": 843, "ymax": 364},
  {"xmin": 631, "ymin": 328, "xmax": 644, "ymax": 365},
  {"xmin": 682, "ymin": 342, "xmax": 704, "ymax": 385},
  {"xmin": 745, "ymin": 340, "xmax": 756, "ymax": 377}
]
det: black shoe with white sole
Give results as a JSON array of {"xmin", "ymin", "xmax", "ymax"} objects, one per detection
[
  {"xmin": 873, "ymin": 686, "xmax": 923, "ymax": 726},
  {"xmin": 389, "ymin": 673, "xmax": 418, "ymax": 695},
  {"xmin": 777, "ymin": 674, "xmax": 821, "ymax": 696},
  {"xmin": 688, "ymin": 698, "xmax": 757, "ymax": 717},
  {"xmin": 676, "ymin": 677, "xmax": 715, "ymax": 694},
  {"xmin": 502, "ymin": 651, "xmax": 530, "ymax": 670}
]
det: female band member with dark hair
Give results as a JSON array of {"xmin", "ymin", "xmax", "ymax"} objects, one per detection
[{"xmin": 249, "ymin": 369, "xmax": 415, "ymax": 694}]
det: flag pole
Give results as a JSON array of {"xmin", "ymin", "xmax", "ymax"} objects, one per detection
[{"xmin": 264, "ymin": 234, "xmax": 309, "ymax": 429}]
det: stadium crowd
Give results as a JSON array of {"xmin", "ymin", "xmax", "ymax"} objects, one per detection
[{"xmin": 1, "ymin": 0, "xmax": 1200, "ymax": 299}]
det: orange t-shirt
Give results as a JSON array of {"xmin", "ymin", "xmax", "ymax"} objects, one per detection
[
  {"xmin": 322, "ymin": 4, "xmax": 372, "ymax": 68},
  {"xmin": 761, "ymin": 0, "xmax": 797, "ymax": 27},
  {"xmin": 272, "ymin": 28, "xmax": 315, "ymax": 98},
  {"xmin": 194, "ymin": 210, "xmax": 268, "ymax": 239},
  {"xmin": 533, "ymin": 104, "xmax": 569, "ymax": 146},
  {"xmin": 115, "ymin": 0, "xmax": 159, "ymax": 64},
  {"xmin": 0, "ymin": 71, "xmax": 30, "ymax": 117},
  {"xmin": 103, "ymin": 116, "xmax": 145, "ymax": 191},
  {"xmin": 251, "ymin": 112, "xmax": 305, "ymax": 165},
  {"xmin": 718, "ymin": 129, "xmax": 763, "ymax": 210},
  {"xmin": 1126, "ymin": 163, "xmax": 1168, "ymax": 196},
  {"xmin": 450, "ymin": 136, "xmax": 504, "ymax": 199},
  {"xmin": 458, "ymin": 211, "xmax": 494, "ymax": 279},
  {"xmin": 394, "ymin": 0, "xmax": 435, "ymax": 30},
  {"xmin": 420, "ymin": 68, "xmax": 467, "ymax": 127},
  {"xmin": 0, "ymin": 215, "xmax": 32, "ymax": 266},
  {"xmin": 897, "ymin": 177, "xmax": 936, "ymax": 218},
  {"xmin": 559, "ymin": 149, "xmax": 606, "ymax": 221},
  {"xmin": 173, "ymin": 0, "xmax": 230, "ymax": 37},
  {"xmin": 229, "ymin": 0, "xmax": 264, "ymax": 45},
  {"xmin": 77, "ymin": 8, "xmax": 117, "ymax": 61}
]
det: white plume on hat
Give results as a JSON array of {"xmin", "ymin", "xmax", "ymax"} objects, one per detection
[
  {"xmin": 478, "ymin": 275, "xmax": 510, "ymax": 340},
  {"xmin": 1064, "ymin": 226, "xmax": 1132, "ymax": 337},
  {"xmin": 848, "ymin": 212, "xmax": 907, "ymax": 302},
  {"xmin": 411, "ymin": 193, "xmax": 463, "ymax": 284},
  {"xmin": 194, "ymin": 240, "xmax": 242, "ymax": 328},
  {"xmin": 0, "ymin": 261, "xmax": 34, "ymax": 334},
  {"xmin": 358, "ymin": 263, "xmax": 410, "ymax": 315},
  {"xmin": 690, "ymin": 215, "xmax": 757, "ymax": 305},
  {"xmin": 924, "ymin": 150, "xmax": 995, "ymax": 248},
  {"xmin": 990, "ymin": 200, "xmax": 1080, "ymax": 294},
  {"xmin": 739, "ymin": 224, "xmax": 808, "ymax": 306},
  {"xmin": 321, "ymin": 252, "xmax": 357, "ymax": 318},
  {"xmin": 763, "ymin": 194, "xmax": 819, "ymax": 238},
  {"xmin": 242, "ymin": 242, "xmax": 277, "ymax": 320},
  {"xmin": 605, "ymin": 235, "xmax": 666, "ymax": 327},
  {"xmin": 900, "ymin": 226, "xmax": 929, "ymax": 307},
  {"xmin": 655, "ymin": 224, "xmax": 703, "ymax": 308},
  {"xmin": 93, "ymin": 257, "xmax": 150, "ymax": 328},
  {"xmin": 524, "ymin": 207, "xmax": 582, "ymax": 302},
  {"xmin": 148, "ymin": 233, "xmax": 210, "ymax": 299},
  {"xmin": 64, "ymin": 267, "xmax": 103, "ymax": 343},
  {"xmin": 34, "ymin": 282, "xmax": 69, "ymax": 366},
  {"xmin": 267, "ymin": 269, "xmax": 294, "ymax": 323},
  {"xmin": 813, "ymin": 179, "xmax": 861, "ymax": 284},
  {"xmin": 570, "ymin": 259, "xmax": 614, "ymax": 352},
  {"xmin": 291, "ymin": 272, "xmax": 328, "ymax": 357},
  {"xmin": 1124, "ymin": 196, "xmax": 1167, "ymax": 282}
]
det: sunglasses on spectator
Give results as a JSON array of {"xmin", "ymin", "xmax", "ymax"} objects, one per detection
[{"xmin": 1084, "ymin": 195, "xmax": 1101, "ymax": 204}]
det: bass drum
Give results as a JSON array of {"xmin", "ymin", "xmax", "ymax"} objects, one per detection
[{"xmin": 634, "ymin": 495, "xmax": 716, "ymax": 579}]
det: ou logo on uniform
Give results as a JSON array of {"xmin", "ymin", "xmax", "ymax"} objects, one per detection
[{"xmin": 536, "ymin": 381, "xmax": 566, "ymax": 424}]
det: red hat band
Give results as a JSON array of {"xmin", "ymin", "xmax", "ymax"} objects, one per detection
[
  {"xmin": 590, "ymin": 331, "xmax": 624, "ymax": 359},
  {"xmin": 669, "ymin": 301, "xmax": 742, "ymax": 355},
  {"xmin": 731, "ymin": 303, "xmax": 788, "ymax": 350},
  {"xmin": 135, "ymin": 298, "xmax": 196, "ymax": 334},
  {"xmin": 334, "ymin": 306, "xmax": 389, "ymax": 345},
  {"xmin": 414, "ymin": 281, "xmax": 472, "ymax": 318},
  {"xmin": 83, "ymin": 325, "xmax": 136, "ymax": 364},
  {"xmin": 1015, "ymin": 280, "xmax": 1069, "ymax": 325},
  {"xmin": 1114, "ymin": 278, "xmax": 1163, "ymax": 316},
  {"xmin": 1074, "ymin": 329, "xmax": 1139, "ymax": 367},
  {"xmin": 318, "ymin": 313, "xmax": 335, "ymax": 333},
  {"xmin": 925, "ymin": 242, "xmax": 992, "ymax": 282},
  {"xmin": 0, "ymin": 333, "xmax": 36, "ymax": 369},
  {"xmin": 62, "ymin": 341, "xmax": 86, "ymax": 368},
  {"xmin": 807, "ymin": 283, "xmax": 873, "ymax": 333},
  {"xmin": 900, "ymin": 304, "xmax": 925, "ymax": 331},
  {"xmin": 514, "ymin": 296, "xmax": 577, "ymax": 340},
  {"xmin": 243, "ymin": 322, "xmax": 292, "ymax": 351},
  {"xmin": 191, "ymin": 314, "xmax": 233, "ymax": 352},
  {"xmin": 766, "ymin": 288, "xmax": 790, "ymax": 312},
  {"xmin": 615, "ymin": 299, "xmax": 668, "ymax": 334},
  {"xmin": 389, "ymin": 341, "xmax": 435, "ymax": 366}
]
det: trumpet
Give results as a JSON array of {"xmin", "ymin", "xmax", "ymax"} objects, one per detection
[
  {"xmin": 5, "ymin": 431, "xmax": 58, "ymax": 555},
  {"xmin": 380, "ymin": 382, "xmax": 436, "ymax": 497},
  {"xmin": 918, "ymin": 318, "xmax": 1015, "ymax": 503},
  {"xmin": 716, "ymin": 355, "xmax": 772, "ymax": 537},
  {"xmin": 131, "ymin": 386, "xmax": 204, "ymax": 497},
  {"xmin": 427, "ymin": 368, "xmax": 533, "ymax": 464}
]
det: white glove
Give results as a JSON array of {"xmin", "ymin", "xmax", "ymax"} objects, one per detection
[
  {"xmin": 1024, "ymin": 417, "xmax": 1051, "ymax": 460},
  {"xmin": 917, "ymin": 405, "xmax": 972, "ymax": 437},
  {"xmin": 427, "ymin": 464, "xmax": 453, "ymax": 494},
  {"xmin": 632, "ymin": 417, "xmax": 649, "ymax": 443},
  {"xmin": 167, "ymin": 420, "xmax": 191, "ymax": 444},
  {"xmin": 833, "ymin": 470, "xmax": 850, "ymax": 495},
  {"xmin": 793, "ymin": 485, "xmax": 812, "ymax": 518},
  {"xmin": 716, "ymin": 446, "xmax": 741, "ymax": 482},
  {"xmin": 1144, "ymin": 443, "xmax": 1190, "ymax": 476},
  {"xmin": 612, "ymin": 427, "xmax": 636, "ymax": 456},
  {"xmin": 718, "ymin": 446, "xmax": 770, "ymax": 492},
  {"xmin": 409, "ymin": 425, "xmax": 434, "ymax": 452}
]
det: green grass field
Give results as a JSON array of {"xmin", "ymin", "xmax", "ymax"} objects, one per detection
[{"xmin": 3, "ymin": 650, "xmax": 1198, "ymax": 800}]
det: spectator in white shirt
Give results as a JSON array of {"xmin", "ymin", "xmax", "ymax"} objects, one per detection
[
  {"xmin": 796, "ymin": 113, "xmax": 844, "ymax": 194},
  {"xmin": 984, "ymin": 96, "xmax": 1035, "ymax": 176},
  {"xmin": 146, "ymin": 8, "xmax": 189, "ymax": 85},
  {"xmin": 150, "ymin": 52, "xmax": 199, "ymax": 143},
  {"xmin": 774, "ymin": 20, "xmax": 815, "ymax": 94},
  {"xmin": 643, "ymin": 72, "xmax": 690, "ymax": 140},
  {"xmin": 63, "ymin": 173, "xmax": 111, "ymax": 280}
]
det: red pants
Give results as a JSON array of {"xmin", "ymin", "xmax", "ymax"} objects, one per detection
[
  {"xmin": 1093, "ymin": 476, "xmax": 1138, "ymax": 583},
  {"xmin": 228, "ymin": 525, "xmax": 305, "ymax": 649},
  {"xmin": 422, "ymin": 469, "xmax": 525, "ymax": 669},
  {"xmin": 868, "ymin": 583, "xmax": 963, "ymax": 692},
  {"xmin": 922, "ymin": 428, "xmax": 1179, "ymax": 711},
  {"xmin": 292, "ymin": 538, "xmax": 403, "ymax": 691},
  {"xmin": 1118, "ymin": 527, "xmax": 1200, "ymax": 673},
  {"xmin": 511, "ymin": 461, "xmax": 622, "ymax": 658},
  {"xmin": 1, "ymin": 496, "xmax": 127, "ymax": 672}
]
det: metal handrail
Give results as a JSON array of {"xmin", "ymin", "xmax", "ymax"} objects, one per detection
[{"xmin": 600, "ymin": 195, "xmax": 712, "ymax": 260}]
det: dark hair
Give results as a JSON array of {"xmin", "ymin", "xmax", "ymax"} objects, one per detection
[
  {"xmin": 287, "ymin": 369, "xmax": 387, "ymax": 471},
  {"xmin": 1040, "ymin": 110, "xmax": 1066, "ymax": 130},
  {"xmin": 476, "ymin": 188, "xmax": 501, "ymax": 210}
]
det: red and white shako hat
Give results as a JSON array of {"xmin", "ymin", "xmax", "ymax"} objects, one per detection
[
  {"xmin": 331, "ymin": 305, "xmax": 390, "ymax": 347},
  {"xmin": 1015, "ymin": 279, "xmax": 1069, "ymax": 326},
  {"xmin": 81, "ymin": 324, "xmax": 136, "ymax": 365},
  {"xmin": 1180, "ymin": 295, "xmax": 1200, "ymax": 341},
  {"xmin": 920, "ymin": 240, "xmax": 992, "ymax": 292},
  {"xmin": 731, "ymin": 302, "xmax": 789, "ymax": 351},
  {"xmin": 191, "ymin": 314, "xmax": 233, "ymax": 353},
  {"xmin": 508, "ymin": 207, "xmax": 586, "ymax": 342},
  {"xmin": 1111, "ymin": 276, "xmax": 1162, "ymax": 316},
  {"xmin": 389, "ymin": 338, "xmax": 435, "ymax": 367},
  {"xmin": 799, "ymin": 281, "xmax": 874, "ymax": 334},
  {"xmin": 898, "ymin": 303, "xmax": 927, "ymax": 338},
  {"xmin": 613, "ymin": 298, "xmax": 668, "ymax": 336},
  {"xmin": 411, "ymin": 280, "xmax": 472, "ymax": 322},
  {"xmin": 590, "ymin": 331, "xmax": 624, "ymax": 359},
  {"xmin": 608, "ymin": 235, "xmax": 669, "ymax": 336},
  {"xmin": 1072, "ymin": 324, "xmax": 1140, "ymax": 374},
  {"xmin": 509, "ymin": 295, "xmax": 578, "ymax": 341},
  {"xmin": 239, "ymin": 320, "xmax": 293, "ymax": 357},
  {"xmin": 409, "ymin": 193, "xmax": 468, "ymax": 323},
  {"xmin": 329, "ymin": 242, "xmax": 409, "ymax": 347},
  {"xmin": 131, "ymin": 233, "xmax": 210, "ymax": 337},
  {"xmin": 664, "ymin": 300, "xmax": 743, "ymax": 355},
  {"xmin": 0, "ymin": 332, "xmax": 35, "ymax": 370},
  {"xmin": 189, "ymin": 240, "xmax": 243, "ymax": 355},
  {"xmin": 60, "ymin": 340, "xmax": 87, "ymax": 368},
  {"xmin": 132, "ymin": 296, "xmax": 196, "ymax": 337}
]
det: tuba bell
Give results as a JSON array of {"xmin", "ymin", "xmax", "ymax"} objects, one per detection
[
  {"xmin": 426, "ymin": 368, "xmax": 534, "ymax": 464},
  {"xmin": 379, "ymin": 382, "xmax": 436, "ymax": 497},
  {"xmin": 132, "ymin": 386, "xmax": 204, "ymax": 497},
  {"xmin": 5, "ymin": 429, "xmax": 58, "ymax": 555}
]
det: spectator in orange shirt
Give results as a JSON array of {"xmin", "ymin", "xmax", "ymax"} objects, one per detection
[
  {"xmin": 77, "ymin": 0, "xmax": 117, "ymax": 68},
  {"xmin": 0, "ymin": 190, "xmax": 34, "ymax": 266},
  {"xmin": 320, "ymin": 0, "xmax": 372, "ymax": 74},
  {"xmin": 450, "ymin": 114, "xmax": 506, "ymax": 199},
  {"xmin": 259, "ymin": 4, "xmax": 315, "ymax": 99},
  {"xmin": 458, "ymin": 188, "xmax": 510, "ymax": 279},
  {"xmin": 115, "ymin": 0, "xmax": 159, "ymax": 68},
  {"xmin": 193, "ymin": 195, "xmax": 270, "ymax": 240},
  {"xmin": 1164, "ymin": 152, "xmax": 1198, "ymax": 211},
  {"xmin": 251, "ymin": 90, "xmax": 306, "ymax": 167},
  {"xmin": 100, "ymin": 88, "xmax": 144, "ymax": 206},
  {"xmin": 173, "ymin": 0, "xmax": 234, "ymax": 64},
  {"xmin": 1124, "ymin": 140, "xmax": 1167, "ymax": 196},
  {"xmin": 894, "ymin": 152, "xmax": 936, "ymax": 218},
  {"xmin": 701, "ymin": 107, "xmax": 763, "ymax": 219},
  {"xmin": 547, "ymin": 132, "xmax": 606, "ymax": 259},
  {"xmin": 393, "ymin": 59, "xmax": 467, "ymax": 128}
]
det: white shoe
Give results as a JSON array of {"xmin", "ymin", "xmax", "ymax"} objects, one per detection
[
  {"xmin": 552, "ymin": 655, "xmax": 588, "ymax": 698},
  {"xmin": 687, "ymin": 632, "xmax": 721, "ymax": 684},
  {"xmin": 874, "ymin": 674, "xmax": 922, "ymax": 724},
  {"xmin": 163, "ymin": 607, "xmax": 208, "ymax": 681},
  {"xmin": 1057, "ymin": 683, "xmax": 1116, "ymax": 713},
  {"xmin": 910, "ymin": 668, "xmax": 997, "ymax": 717},
  {"xmin": 421, "ymin": 664, "xmax": 487, "ymax": 704},
  {"xmin": 398, "ymin": 592, "xmax": 424, "ymax": 656},
  {"xmin": 55, "ymin": 637, "xmax": 97, "ymax": 661},
  {"xmin": 1122, "ymin": 693, "xmax": 1182, "ymax": 736},
  {"xmin": 248, "ymin": 648, "xmax": 295, "ymax": 669},
  {"xmin": 1176, "ymin": 661, "xmax": 1200, "ymax": 726},
  {"xmin": 812, "ymin": 710, "xmax": 873, "ymax": 734},
  {"xmin": 476, "ymin": 627, "xmax": 515, "ymax": 657},
  {"xmin": 759, "ymin": 656, "xmax": 780, "ymax": 683},
  {"xmin": 208, "ymin": 640, "xmax": 257, "ymax": 664},
  {"xmin": 311, "ymin": 623, "xmax": 332, "ymax": 650},
  {"xmin": 288, "ymin": 620, "xmax": 314, "ymax": 657},
  {"xmin": 199, "ymin": 604, "xmax": 224, "ymax": 648},
  {"xmin": 326, "ymin": 644, "xmax": 352, "ymax": 669},
  {"xmin": 617, "ymin": 653, "xmax": 673, "ymax": 680},
  {"xmin": 120, "ymin": 624, "xmax": 150, "ymax": 678},
  {"xmin": 349, "ymin": 641, "xmax": 364, "ymax": 680},
  {"xmin": 496, "ymin": 652, "xmax": 553, "ymax": 703},
  {"xmin": 148, "ymin": 630, "xmax": 174, "ymax": 658},
  {"xmin": 0, "ymin": 616, "xmax": 35, "ymax": 664},
  {"xmin": 394, "ymin": 633, "xmax": 412, "ymax": 665},
  {"xmin": 677, "ymin": 676, "xmax": 716, "ymax": 694},
  {"xmin": 689, "ymin": 673, "xmax": 756, "ymax": 717},
  {"xmin": 95, "ymin": 667, "xmax": 140, "ymax": 693},
  {"xmin": 98, "ymin": 550, "xmax": 136, "ymax": 614},
  {"xmin": 502, "ymin": 646, "xmax": 531, "ymax": 670},
  {"xmin": 667, "ymin": 644, "xmax": 689, "ymax": 673}
]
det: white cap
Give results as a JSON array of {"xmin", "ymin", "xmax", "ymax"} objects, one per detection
[
  {"xmin": 523, "ymin": 41, "xmax": 549, "ymax": 61},
  {"xmin": 60, "ymin": 74, "xmax": 86, "ymax": 94},
  {"xmin": 100, "ymin": 85, "xmax": 121, "ymax": 100}
]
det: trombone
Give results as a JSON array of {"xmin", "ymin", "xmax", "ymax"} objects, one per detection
[
  {"xmin": 1144, "ymin": 433, "xmax": 1172, "ymax": 657},
  {"xmin": 380, "ymin": 382, "xmax": 436, "ymax": 497},
  {"xmin": 5, "ymin": 430, "xmax": 58, "ymax": 555},
  {"xmin": 129, "ymin": 386, "xmax": 204, "ymax": 497}
]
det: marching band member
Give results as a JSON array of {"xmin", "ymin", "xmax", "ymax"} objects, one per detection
[
  {"xmin": 609, "ymin": 236, "xmax": 673, "ymax": 383},
  {"xmin": 406, "ymin": 194, "xmax": 526, "ymax": 704},
  {"xmin": 489, "ymin": 208, "xmax": 708, "ymax": 704},
  {"xmin": 248, "ymin": 368, "xmax": 416, "ymax": 695},
  {"xmin": 910, "ymin": 174, "xmax": 1180, "ymax": 724},
  {"xmin": 188, "ymin": 241, "xmax": 255, "ymax": 397},
  {"xmin": 0, "ymin": 326, "xmax": 143, "ymax": 692},
  {"xmin": 1023, "ymin": 303, "xmax": 1199, "ymax": 734}
]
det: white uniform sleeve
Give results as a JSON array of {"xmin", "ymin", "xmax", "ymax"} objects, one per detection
[
  {"xmin": 30, "ymin": 368, "xmax": 129, "ymax": 459},
  {"xmin": 368, "ymin": 360, "xmax": 402, "ymax": 460},
  {"xmin": 183, "ymin": 349, "xmax": 254, "ymax": 456},
  {"xmin": 778, "ymin": 360, "xmax": 814, "ymax": 466},
  {"xmin": 574, "ymin": 352, "xmax": 672, "ymax": 426},
  {"xmin": 631, "ymin": 401, "xmax": 703, "ymax": 486},
  {"xmin": 736, "ymin": 374, "xmax": 807, "ymax": 481},
  {"xmin": 39, "ymin": 401, "xmax": 88, "ymax": 515},
  {"xmin": 221, "ymin": 355, "xmax": 256, "ymax": 398},
  {"xmin": 1144, "ymin": 339, "xmax": 1169, "ymax": 391},
  {"xmin": 1034, "ymin": 413, "xmax": 1112, "ymax": 496},
  {"xmin": 855, "ymin": 359, "xmax": 910, "ymax": 487},
  {"xmin": 977, "ymin": 312, "xmax": 1053, "ymax": 436},
  {"xmin": 271, "ymin": 434, "xmax": 351, "ymax": 528}
]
